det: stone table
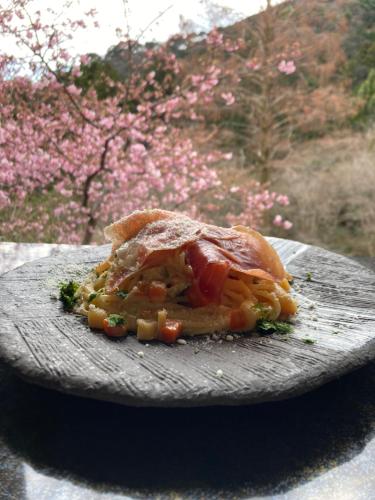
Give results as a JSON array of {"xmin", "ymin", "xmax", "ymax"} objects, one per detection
[{"xmin": 0, "ymin": 243, "xmax": 374, "ymax": 500}]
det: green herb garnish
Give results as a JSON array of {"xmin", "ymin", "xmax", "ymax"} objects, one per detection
[
  {"xmin": 59, "ymin": 281, "xmax": 80, "ymax": 311},
  {"xmin": 256, "ymin": 319, "xmax": 293, "ymax": 335},
  {"xmin": 253, "ymin": 302, "xmax": 270, "ymax": 319},
  {"xmin": 107, "ymin": 314, "xmax": 125, "ymax": 327},
  {"xmin": 306, "ymin": 272, "xmax": 312, "ymax": 281},
  {"xmin": 88, "ymin": 292, "xmax": 98, "ymax": 302},
  {"xmin": 116, "ymin": 291, "xmax": 128, "ymax": 299},
  {"xmin": 303, "ymin": 338, "xmax": 316, "ymax": 345}
]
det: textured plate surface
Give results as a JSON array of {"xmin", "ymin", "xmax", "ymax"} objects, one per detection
[{"xmin": 0, "ymin": 238, "xmax": 375, "ymax": 407}]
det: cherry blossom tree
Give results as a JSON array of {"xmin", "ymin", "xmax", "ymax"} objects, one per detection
[{"xmin": 0, "ymin": 0, "xmax": 292, "ymax": 243}]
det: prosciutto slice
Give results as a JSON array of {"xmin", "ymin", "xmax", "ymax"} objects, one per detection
[{"xmin": 105, "ymin": 210, "xmax": 287, "ymax": 301}]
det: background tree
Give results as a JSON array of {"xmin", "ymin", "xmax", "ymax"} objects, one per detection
[
  {"xmin": 0, "ymin": 0, "xmax": 292, "ymax": 244},
  {"xmin": 192, "ymin": 0, "xmax": 301, "ymax": 183}
]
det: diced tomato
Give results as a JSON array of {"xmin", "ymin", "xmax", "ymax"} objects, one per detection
[
  {"xmin": 186, "ymin": 240, "xmax": 230, "ymax": 305},
  {"xmin": 148, "ymin": 281, "xmax": 167, "ymax": 303},
  {"xmin": 103, "ymin": 318, "xmax": 127, "ymax": 337},
  {"xmin": 229, "ymin": 308, "xmax": 248, "ymax": 330},
  {"xmin": 159, "ymin": 319, "xmax": 183, "ymax": 344}
]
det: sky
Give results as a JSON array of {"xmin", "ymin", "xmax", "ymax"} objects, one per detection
[
  {"xmin": 90, "ymin": 0, "xmax": 273, "ymax": 45},
  {"xmin": 7, "ymin": 0, "xmax": 283, "ymax": 57}
]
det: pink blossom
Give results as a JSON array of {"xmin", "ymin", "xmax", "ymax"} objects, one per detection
[
  {"xmin": 0, "ymin": 191, "xmax": 10, "ymax": 210},
  {"xmin": 278, "ymin": 60, "xmax": 296, "ymax": 75},
  {"xmin": 84, "ymin": 110, "xmax": 96, "ymax": 121},
  {"xmin": 191, "ymin": 75, "xmax": 204, "ymax": 86},
  {"xmin": 273, "ymin": 215, "xmax": 292, "ymax": 230},
  {"xmin": 59, "ymin": 49, "xmax": 70, "ymax": 62},
  {"xmin": 224, "ymin": 40, "xmax": 240, "ymax": 53},
  {"xmin": 245, "ymin": 58, "xmax": 261, "ymax": 71},
  {"xmin": 130, "ymin": 143, "xmax": 146, "ymax": 157},
  {"xmin": 276, "ymin": 194, "xmax": 290, "ymax": 206},
  {"xmin": 206, "ymin": 28, "xmax": 224, "ymax": 47},
  {"xmin": 221, "ymin": 92, "xmax": 235, "ymax": 106},
  {"xmin": 273, "ymin": 214, "xmax": 283, "ymax": 226},
  {"xmin": 80, "ymin": 54, "xmax": 90, "ymax": 65},
  {"xmin": 66, "ymin": 84, "xmax": 81, "ymax": 96},
  {"xmin": 146, "ymin": 71, "xmax": 155, "ymax": 82},
  {"xmin": 186, "ymin": 92, "xmax": 198, "ymax": 104},
  {"xmin": 100, "ymin": 117, "xmax": 114, "ymax": 129}
]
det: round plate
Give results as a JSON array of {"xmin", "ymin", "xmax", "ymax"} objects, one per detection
[{"xmin": 0, "ymin": 238, "xmax": 374, "ymax": 407}]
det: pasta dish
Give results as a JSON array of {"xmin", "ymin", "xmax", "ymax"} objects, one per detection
[{"xmin": 73, "ymin": 210, "xmax": 297, "ymax": 343}]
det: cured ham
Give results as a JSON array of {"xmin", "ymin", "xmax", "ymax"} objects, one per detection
[
  {"xmin": 186, "ymin": 240, "xmax": 230, "ymax": 304},
  {"xmin": 105, "ymin": 210, "xmax": 286, "ymax": 300}
]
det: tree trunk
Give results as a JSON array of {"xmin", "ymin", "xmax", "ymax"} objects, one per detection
[
  {"xmin": 82, "ymin": 215, "xmax": 97, "ymax": 244},
  {"xmin": 260, "ymin": 163, "xmax": 270, "ymax": 183}
]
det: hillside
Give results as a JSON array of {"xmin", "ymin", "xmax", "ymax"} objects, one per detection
[
  {"xmin": 222, "ymin": 128, "xmax": 375, "ymax": 256},
  {"xmin": 102, "ymin": 0, "xmax": 372, "ymax": 150},
  {"xmin": 97, "ymin": 0, "xmax": 375, "ymax": 255},
  {"xmin": 103, "ymin": 0, "xmax": 365, "ymax": 162}
]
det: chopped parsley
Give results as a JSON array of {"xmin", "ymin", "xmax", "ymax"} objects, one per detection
[
  {"xmin": 303, "ymin": 338, "xmax": 316, "ymax": 345},
  {"xmin": 116, "ymin": 291, "xmax": 128, "ymax": 299},
  {"xmin": 256, "ymin": 319, "xmax": 293, "ymax": 336},
  {"xmin": 107, "ymin": 314, "xmax": 125, "ymax": 327},
  {"xmin": 59, "ymin": 281, "xmax": 80, "ymax": 311},
  {"xmin": 88, "ymin": 292, "xmax": 98, "ymax": 302},
  {"xmin": 306, "ymin": 272, "xmax": 312, "ymax": 282},
  {"xmin": 253, "ymin": 302, "xmax": 270, "ymax": 319}
]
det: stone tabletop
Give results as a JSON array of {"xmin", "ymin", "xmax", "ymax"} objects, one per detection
[{"xmin": 0, "ymin": 243, "xmax": 374, "ymax": 500}]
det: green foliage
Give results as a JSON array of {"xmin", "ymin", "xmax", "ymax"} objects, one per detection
[
  {"xmin": 57, "ymin": 43, "xmax": 180, "ymax": 111},
  {"xmin": 359, "ymin": 0, "xmax": 375, "ymax": 24},
  {"xmin": 75, "ymin": 55, "xmax": 121, "ymax": 99},
  {"xmin": 344, "ymin": 0, "xmax": 375, "ymax": 88},
  {"xmin": 356, "ymin": 68, "xmax": 375, "ymax": 120},
  {"xmin": 55, "ymin": 54, "xmax": 121, "ymax": 100}
]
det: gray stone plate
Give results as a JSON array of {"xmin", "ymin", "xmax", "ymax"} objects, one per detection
[{"xmin": 0, "ymin": 238, "xmax": 375, "ymax": 407}]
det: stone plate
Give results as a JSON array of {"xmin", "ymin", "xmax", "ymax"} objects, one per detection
[{"xmin": 0, "ymin": 238, "xmax": 375, "ymax": 407}]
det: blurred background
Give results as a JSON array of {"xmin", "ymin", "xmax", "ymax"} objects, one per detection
[{"xmin": 0, "ymin": 0, "xmax": 374, "ymax": 255}]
